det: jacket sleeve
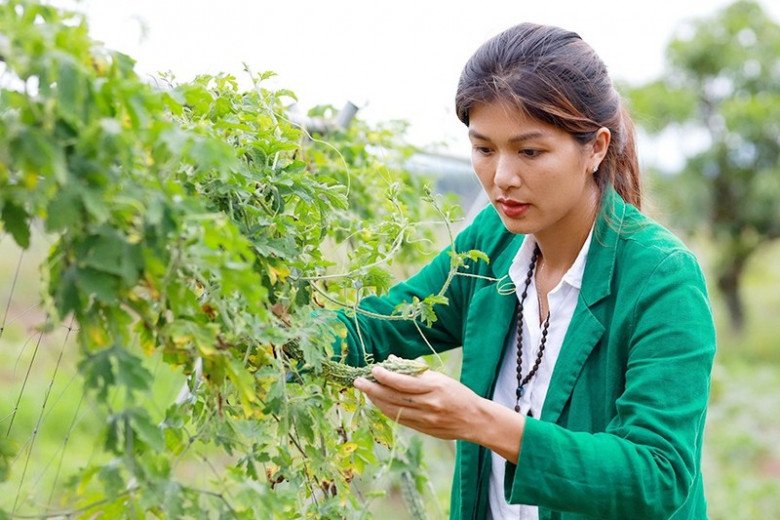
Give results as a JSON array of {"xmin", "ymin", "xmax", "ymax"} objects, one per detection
[
  {"xmin": 504, "ymin": 250, "xmax": 716, "ymax": 519},
  {"xmin": 333, "ymin": 209, "xmax": 490, "ymax": 367}
]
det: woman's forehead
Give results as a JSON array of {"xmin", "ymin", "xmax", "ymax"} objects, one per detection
[{"xmin": 467, "ymin": 101, "xmax": 561, "ymax": 139}]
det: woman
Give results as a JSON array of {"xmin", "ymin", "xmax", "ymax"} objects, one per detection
[{"xmin": 342, "ymin": 23, "xmax": 716, "ymax": 519}]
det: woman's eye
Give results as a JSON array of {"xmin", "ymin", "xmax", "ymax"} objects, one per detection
[
  {"xmin": 473, "ymin": 146, "xmax": 492, "ymax": 155},
  {"xmin": 520, "ymin": 149, "xmax": 541, "ymax": 158}
]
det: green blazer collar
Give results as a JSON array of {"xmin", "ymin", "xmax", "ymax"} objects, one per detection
[
  {"xmin": 579, "ymin": 187, "xmax": 626, "ymax": 306},
  {"xmin": 489, "ymin": 231, "xmax": 524, "ymax": 286}
]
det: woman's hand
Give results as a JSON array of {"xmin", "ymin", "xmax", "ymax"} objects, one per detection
[
  {"xmin": 353, "ymin": 366, "xmax": 484, "ymax": 442},
  {"xmin": 354, "ymin": 366, "xmax": 526, "ymax": 462}
]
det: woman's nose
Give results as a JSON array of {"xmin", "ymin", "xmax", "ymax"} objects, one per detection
[{"xmin": 493, "ymin": 154, "xmax": 521, "ymax": 191}]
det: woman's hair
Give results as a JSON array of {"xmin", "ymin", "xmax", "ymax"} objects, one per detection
[{"xmin": 455, "ymin": 23, "xmax": 641, "ymax": 209}]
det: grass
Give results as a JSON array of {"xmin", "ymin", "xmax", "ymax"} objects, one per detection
[
  {"xmin": 704, "ymin": 360, "xmax": 780, "ymax": 519},
  {"xmin": 698, "ymin": 240, "xmax": 780, "ymax": 519}
]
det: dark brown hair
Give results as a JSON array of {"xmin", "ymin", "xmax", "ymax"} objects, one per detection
[{"xmin": 455, "ymin": 23, "xmax": 641, "ymax": 209}]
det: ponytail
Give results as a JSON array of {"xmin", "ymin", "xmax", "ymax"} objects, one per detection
[{"xmin": 597, "ymin": 103, "xmax": 641, "ymax": 209}]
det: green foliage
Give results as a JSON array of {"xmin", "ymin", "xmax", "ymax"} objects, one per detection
[
  {"xmin": 0, "ymin": 441, "xmax": 13, "ymax": 483},
  {"xmin": 625, "ymin": 80, "xmax": 697, "ymax": 133},
  {"xmin": 625, "ymin": 0, "xmax": 780, "ymax": 329},
  {"xmin": 0, "ymin": 1, "xmax": 483, "ymax": 517}
]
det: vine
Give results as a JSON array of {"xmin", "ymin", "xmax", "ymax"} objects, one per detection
[{"xmin": 0, "ymin": 1, "xmax": 491, "ymax": 518}]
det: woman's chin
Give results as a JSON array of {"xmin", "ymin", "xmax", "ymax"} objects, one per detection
[{"xmin": 497, "ymin": 215, "xmax": 535, "ymax": 235}]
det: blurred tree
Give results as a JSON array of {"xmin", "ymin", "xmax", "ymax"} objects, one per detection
[{"xmin": 628, "ymin": 0, "xmax": 780, "ymax": 331}]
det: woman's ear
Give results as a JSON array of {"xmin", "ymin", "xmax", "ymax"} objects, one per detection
[{"xmin": 590, "ymin": 127, "xmax": 611, "ymax": 171}]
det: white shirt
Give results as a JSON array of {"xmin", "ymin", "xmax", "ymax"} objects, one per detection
[{"xmin": 487, "ymin": 229, "xmax": 593, "ymax": 520}]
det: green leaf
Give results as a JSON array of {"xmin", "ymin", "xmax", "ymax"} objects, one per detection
[
  {"xmin": 1, "ymin": 200, "xmax": 31, "ymax": 248},
  {"xmin": 45, "ymin": 185, "xmax": 84, "ymax": 232},
  {"xmin": 114, "ymin": 348, "xmax": 153, "ymax": 393},
  {"xmin": 56, "ymin": 56, "xmax": 88, "ymax": 127},
  {"xmin": 156, "ymin": 480, "xmax": 185, "ymax": 517},
  {"xmin": 78, "ymin": 346, "xmax": 151, "ymax": 400},
  {"xmin": 362, "ymin": 267, "xmax": 393, "ymax": 294},
  {"xmin": 81, "ymin": 188, "xmax": 110, "ymax": 223},
  {"xmin": 464, "ymin": 249, "xmax": 489, "ymax": 264},
  {"xmin": 53, "ymin": 265, "xmax": 81, "ymax": 317},
  {"xmin": 79, "ymin": 228, "xmax": 142, "ymax": 285},
  {"xmin": 76, "ymin": 267, "xmax": 120, "ymax": 304},
  {"xmin": 129, "ymin": 408, "xmax": 165, "ymax": 452},
  {"xmin": 179, "ymin": 83, "xmax": 213, "ymax": 114},
  {"xmin": 419, "ymin": 305, "xmax": 438, "ymax": 327},
  {"xmin": 225, "ymin": 358, "xmax": 257, "ymax": 417},
  {"xmin": 9, "ymin": 127, "xmax": 67, "ymax": 183},
  {"xmin": 424, "ymin": 294, "xmax": 449, "ymax": 306},
  {"xmin": 165, "ymin": 282, "xmax": 201, "ymax": 317},
  {"xmin": 79, "ymin": 348, "xmax": 116, "ymax": 401},
  {"xmin": 98, "ymin": 459, "xmax": 125, "ymax": 494},
  {"xmin": 189, "ymin": 136, "xmax": 239, "ymax": 172}
]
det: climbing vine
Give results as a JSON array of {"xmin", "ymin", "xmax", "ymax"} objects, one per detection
[{"xmin": 0, "ymin": 1, "xmax": 486, "ymax": 517}]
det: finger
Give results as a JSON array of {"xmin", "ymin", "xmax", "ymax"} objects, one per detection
[
  {"xmin": 354, "ymin": 377, "xmax": 423, "ymax": 408},
  {"xmin": 358, "ymin": 389, "xmax": 452, "ymax": 437},
  {"xmin": 367, "ymin": 402, "xmax": 447, "ymax": 438},
  {"xmin": 370, "ymin": 400, "xmax": 424, "ymax": 426},
  {"xmin": 369, "ymin": 366, "xmax": 433, "ymax": 394}
]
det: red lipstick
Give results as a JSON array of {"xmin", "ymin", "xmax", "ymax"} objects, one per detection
[{"xmin": 496, "ymin": 198, "xmax": 530, "ymax": 218}]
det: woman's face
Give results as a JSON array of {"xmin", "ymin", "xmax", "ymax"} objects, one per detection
[{"xmin": 468, "ymin": 100, "xmax": 607, "ymax": 237}]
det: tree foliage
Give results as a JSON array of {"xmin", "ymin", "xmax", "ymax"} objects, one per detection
[
  {"xmin": 627, "ymin": 0, "xmax": 780, "ymax": 330},
  {"xmin": 0, "ymin": 1, "xmax": 485, "ymax": 516}
]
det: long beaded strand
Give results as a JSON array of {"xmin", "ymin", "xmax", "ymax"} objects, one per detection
[{"xmin": 514, "ymin": 244, "xmax": 550, "ymax": 415}]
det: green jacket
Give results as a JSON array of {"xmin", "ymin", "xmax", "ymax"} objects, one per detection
[{"xmin": 337, "ymin": 188, "xmax": 716, "ymax": 519}]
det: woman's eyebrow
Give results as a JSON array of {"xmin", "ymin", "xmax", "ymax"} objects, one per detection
[{"xmin": 467, "ymin": 129, "xmax": 548, "ymax": 143}]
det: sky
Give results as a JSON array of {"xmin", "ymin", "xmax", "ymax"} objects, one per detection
[{"xmin": 60, "ymin": 0, "xmax": 780, "ymax": 167}]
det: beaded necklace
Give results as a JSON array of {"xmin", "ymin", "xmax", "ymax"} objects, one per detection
[{"xmin": 514, "ymin": 244, "xmax": 550, "ymax": 416}]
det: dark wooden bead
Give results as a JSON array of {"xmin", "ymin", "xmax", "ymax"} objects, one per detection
[{"xmin": 514, "ymin": 244, "xmax": 551, "ymax": 415}]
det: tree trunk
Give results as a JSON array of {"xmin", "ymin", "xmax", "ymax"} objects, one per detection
[
  {"xmin": 716, "ymin": 256, "xmax": 747, "ymax": 332},
  {"xmin": 713, "ymin": 228, "xmax": 762, "ymax": 333}
]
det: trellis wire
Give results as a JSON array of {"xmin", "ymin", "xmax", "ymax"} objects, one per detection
[
  {"xmin": 11, "ymin": 316, "xmax": 74, "ymax": 515},
  {"xmin": 9, "ymin": 320, "xmax": 51, "ymax": 515},
  {"xmin": 6, "ymin": 325, "xmax": 46, "ymax": 439},
  {"xmin": 46, "ymin": 389, "xmax": 85, "ymax": 509},
  {"xmin": 0, "ymin": 250, "xmax": 24, "ymax": 342}
]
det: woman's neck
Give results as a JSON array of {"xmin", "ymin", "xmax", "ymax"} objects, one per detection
[{"xmin": 534, "ymin": 188, "xmax": 599, "ymax": 276}]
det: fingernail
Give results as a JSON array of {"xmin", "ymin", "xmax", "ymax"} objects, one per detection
[{"xmin": 353, "ymin": 377, "xmax": 365, "ymax": 389}]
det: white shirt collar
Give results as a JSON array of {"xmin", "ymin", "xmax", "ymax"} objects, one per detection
[{"xmin": 507, "ymin": 225, "xmax": 594, "ymax": 293}]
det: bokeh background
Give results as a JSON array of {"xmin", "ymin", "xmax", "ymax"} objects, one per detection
[{"xmin": 1, "ymin": 0, "xmax": 779, "ymax": 518}]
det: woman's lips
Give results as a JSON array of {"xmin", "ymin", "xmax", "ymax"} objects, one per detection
[{"xmin": 497, "ymin": 199, "xmax": 530, "ymax": 218}]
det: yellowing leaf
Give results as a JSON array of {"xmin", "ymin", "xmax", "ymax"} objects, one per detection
[
  {"xmin": 84, "ymin": 322, "xmax": 110, "ymax": 348},
  {"xmin": 225, "ymin": 358, "xmax": 257, "ymax": 417},
  {"xmin": 268, "ymin": 264, "xmax": 290, "ymax": 285},
  {"xmin": 338, "ymin": 442, "xmax": 358, "ymax": 456}
]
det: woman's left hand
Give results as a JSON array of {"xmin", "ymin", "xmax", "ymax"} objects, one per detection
[{"xmin": 353, "ymin": 366, "xmax": 484, "ymax": 441}]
